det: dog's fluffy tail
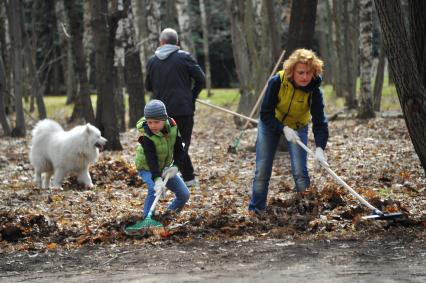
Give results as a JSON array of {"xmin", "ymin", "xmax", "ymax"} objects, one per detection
[{"xmin": 32, "ymin": 119, "xmax": 63, "ymax": 138}]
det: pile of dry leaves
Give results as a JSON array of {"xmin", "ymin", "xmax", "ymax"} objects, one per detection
[{"xmin": 0, "ymin": 105, "xmax": 425, "ymax": 253}]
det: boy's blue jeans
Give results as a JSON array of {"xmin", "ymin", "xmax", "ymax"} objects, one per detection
[
  {"xmin": 139, "ymin": 170, "xmax": 190, "ymax": 217},
  {"xmin": 248, "ymin": 120, "xmax": 309, "ymax": 212}
]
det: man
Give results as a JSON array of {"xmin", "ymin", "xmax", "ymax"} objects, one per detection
[{"xmin": 145, "ymin": 28, "xmax": 205, "ymax": 187}]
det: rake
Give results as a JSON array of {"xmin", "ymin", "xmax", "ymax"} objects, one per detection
[{"xmin": 124, "ymin": 176, "xmax": 170, "ymax": 235}]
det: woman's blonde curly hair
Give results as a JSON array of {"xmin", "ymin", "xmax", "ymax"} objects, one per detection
[{"xmin": 283, "ymin": 49, "xmax": 324, "ymax": 80}]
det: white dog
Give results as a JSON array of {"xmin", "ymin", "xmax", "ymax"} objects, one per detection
[{"xmin": 29, "ymin": 119, "xmax": 107, "ymax": 189}]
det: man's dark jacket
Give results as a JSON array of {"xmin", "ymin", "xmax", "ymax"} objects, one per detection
[{"xmin": 145, "ymin": 46, "xmax": 205, "ymax": 117}]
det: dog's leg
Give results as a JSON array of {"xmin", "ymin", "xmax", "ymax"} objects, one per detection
[
  {"xmin": 52, "ymin": 169, "xmax": 65, "ymax": 188},
  {"xmin": 77, "ymin": 167, "xmax": 94, "ymax": 188},
  {"xmin": 35, "ymin": 169, "xmax": 42, "ymax": 188},
  {"xmin": 43, "ymin": 171, "xmax": 53, "ymax": 189}
]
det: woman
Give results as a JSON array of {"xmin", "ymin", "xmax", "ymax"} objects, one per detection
[{"xmin": 248, "ymin": 48, "xmax": 329, "ymax": 213}]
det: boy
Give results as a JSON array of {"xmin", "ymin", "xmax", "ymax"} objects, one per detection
[{"xmin": 130, "ymin": 100, "xmax": 190, "ymax": 226}]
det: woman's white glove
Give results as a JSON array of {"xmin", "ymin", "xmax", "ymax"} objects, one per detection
[
  {"xmin": 283, "ymin": 126, "xmax": 300, "ymax": 144},
  {"xmin": 162, "ymin": 166, "xmax": 179, "ymax": 179},
  {"xmin": 315, "ymin": 147, "xmax": 329, "ymax": 168},
  {"xmin": 154, "ymin": 178, "xmax": 165, "ymax": 197}
]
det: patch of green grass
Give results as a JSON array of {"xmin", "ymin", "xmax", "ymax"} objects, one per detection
[
  {"xmin": 376, "ymin": 187, "xmax": 395, "ymax": 199},
  {"xmin": 321, "ymin": 76, "xmax": 400, "ymax": 112},
  {"xmin": 24, "ymin": 95, "xmax": 98, "ymax": 120},
  {"xmin": 198, "ymin": 89, "xmax": 240, "ymax": 108}
]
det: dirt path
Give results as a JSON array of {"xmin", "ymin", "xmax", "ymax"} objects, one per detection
[{"xmin": 2, "ymin": 236, "xmax": 426, "ymax": 282}]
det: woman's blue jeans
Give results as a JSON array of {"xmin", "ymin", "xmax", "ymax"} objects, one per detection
[
  {"xmin": 248, "ymin": 120, "xmax": 309, "ymax": 212},
  {"xmin": 139, "ymin": 170, "xmax": 190, "ymax": 217}
]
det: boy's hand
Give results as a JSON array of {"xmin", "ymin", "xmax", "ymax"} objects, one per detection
[
  {"xmin": 154, "ymin": 178, "xmax": 165, "ymax": 196},
  {"xmin": 162, "ymin": 166, "xmax": 179, "ymax": 179}
]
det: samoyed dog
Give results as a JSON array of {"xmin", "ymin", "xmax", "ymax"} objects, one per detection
[{"xmin": 29, "ymin": 119, "xmax": 107, "ymax": 189}]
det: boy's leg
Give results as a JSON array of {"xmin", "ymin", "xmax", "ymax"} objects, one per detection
[
  {"xmin": 138, "ymin": 170, "xmax": 156, "ymax": 217},
  {"xmin": 288, "ymin": 126, "xmax": 310, "ymax": 192},
  {"xmin": 165, "ymin": 175, "xmax": 190, "ymax": 213}
]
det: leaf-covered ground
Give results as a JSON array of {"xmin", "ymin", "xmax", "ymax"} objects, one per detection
[{"xmin": 0, "ymin": 105, "xmax": 425, "ymax": 254}]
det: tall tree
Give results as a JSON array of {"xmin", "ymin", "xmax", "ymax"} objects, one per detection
[
  {"xmin": 331, "ymin": 0, "xmax": 359, "ymax": 109},
  {"xmin": 132, "ymin": 0, "xmax": 160, "ymax": 74},
  {"xmin": 374, "ymin": 0, "xmax": 426, "ymax": 174},
  {"xmin": 373, "ymin": 38, "xmax": 385, "ymax": 112},
  {"xmin": 176, "ymin": 0, "xmax": 196, "ymax": 56},
  {"xmin": 357, "ymin": 0, "xmax": 375, "ymax": 118},
  {"xmin": 199, "ymin": 0, "xmax": 212, "ymax": 97},
  {"xmin": 409, "ymin": 0, "xmax": 426, "ymax": 87},
  {"xmin": 264, "ymin": 0, "xmax": 281, "ymax": 63},
  {"xmin": 124, "ymin": 0, "xmax": 145, "ymax": 128},
  {"xmin": 0, "ymin": 53, "xmax": 11, "ymax": 135},
  {"xmin": 226, "ymin": 0, "xmax": 257, "ymax": 120},
  {"xmin": 7, "ymin": 0, "xmax": 25, "ymax": 136},
  {"xmin": 284, "ymin": 0, "xmax": 318, "ymax": 60},
  {"xmin": 65, "ymin": 0, "xmax": 95, "ymax": 123},
  {"xmin": 90, "ymin": 1, "xmax": 126, "ymax": 150},
  {"xmin": 227, "ymin": 0, "xmax": 276, "ymax": 123}
]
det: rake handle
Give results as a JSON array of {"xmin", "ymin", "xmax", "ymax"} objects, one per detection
[{"xmin": 147, "ymin": 175, "xmax": 170, "ymax": 217}]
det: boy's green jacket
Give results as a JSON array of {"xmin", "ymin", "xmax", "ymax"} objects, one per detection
[{"xmin": 135, "ymin": 117, "xmax": 182, "ymax": 180}]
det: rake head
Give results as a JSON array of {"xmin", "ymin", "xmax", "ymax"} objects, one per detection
[{"xmin": 124, "ymin": 215, "xmax": 164, "ymax": 235}]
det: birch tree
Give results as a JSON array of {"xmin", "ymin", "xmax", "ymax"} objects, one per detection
[
  {"xmin": 357, "ymin": 0, "xmax": 374, "ymax": 118},
  {"xmin": 132, "ymin": 0, "xmax": 160, "ymax": 74},
  {"xmin": 176, "ymin": 0, "xmax": 196, "ymax": 56}
]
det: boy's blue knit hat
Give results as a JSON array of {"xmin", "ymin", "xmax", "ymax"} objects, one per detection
[{"xmin": 144, "ymin": 99, "xmax": 168, "ymax": 120}]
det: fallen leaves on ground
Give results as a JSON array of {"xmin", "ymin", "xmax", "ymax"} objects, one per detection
[{"xmin": 0, "ymin": 106, "xmax": 425, "ymax": 253}]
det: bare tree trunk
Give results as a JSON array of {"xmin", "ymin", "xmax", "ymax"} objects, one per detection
[
  {"xmin": 409, "ymin": 0, "xmax": 426, "ymax": 87},
  {"xmin": 264, "ymin": 0, "xmax": 281, "ymax": 62},
  {"xmin": 124, "ymin": 2, "xmax": 145, "ymax": 128},
  {"xmin": 23, "ymin": 40, "xmax": 47, "ymax": 119},
  {"xmin": 90, "ymin": 0, "xmax": 124, "ymax": 150},
  {"xmin": 65, "ymin": 0, "xmax": 95, "ymax": 123},
  {"xmin": 227, "ymin": 0, "xmax": 256, "ymax": 122},
  {"xmin": 132, "ymin": 0, "xmax": 160, "ymax": 74},
  {"xmin": 7, "ymin": 0, "xmax": 25, "ymax": 136},
  {"xmin": 199, "ymin": 0, "xmax": 212, "ymax": 96},
  {"xmin": 373, "ymin": 38, "xmax": 385, "ymax": 112},
  {"xmin": 65, "ymin": 43, "xmax": 77, "ymax": 105},
  {"xmin": 331, "ymin": 0, "xmax": 359, "ymax": 108},
  {"xmin": 0, "ymin": 54, "xmax": 11, "ymax": 135},
  {"xmin": 176, "ymin": 0, "xmax": 196, "ymax": 56},
  {"xmin": 375, "ymin": 0, "xmax": 426, "ymax": 174},
  {"xmin": 55, "ymin": 0, "xmax": 76, "ymax": 105},
  {"xmin": 284, "ymin": 0, "xmax": 318, "ymax": 59},
  {"xmin": 317, "ymin": 0, "xmax": 334, "ymax": 84},
  {"xmin": 357, "ymin": 0, "xmax": 374, "ymax": 119},
  {"xmin": 113, "ymin": 65, "xmax": 126, "ymax": 132}
]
